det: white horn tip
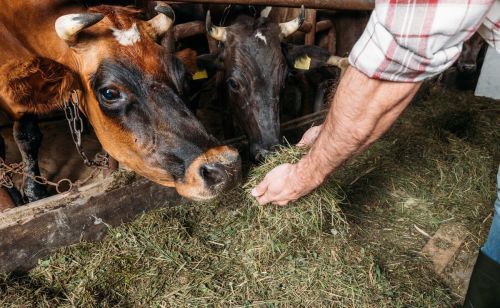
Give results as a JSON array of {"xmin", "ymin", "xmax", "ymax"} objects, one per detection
[
  {"xmin": 55, "ymin": 14, "xmax": 83, "ymax": 41},
  {"xmin": 260, "ymin": 6, "xmax": 272, "ymax": 18},
  {"xmin": 55, "ymin": 13, "xmax": 104, "ymax": 42}
]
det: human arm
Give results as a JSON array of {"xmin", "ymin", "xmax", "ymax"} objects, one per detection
[
  {"xmin": 251, "ymin": 66, "xmax": 421, "ymax": 205},
  {"xmin": 251, "ymin": 0, "xmax": 496, "ymax": 205}
]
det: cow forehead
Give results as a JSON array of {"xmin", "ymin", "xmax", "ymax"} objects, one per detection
[
  {"xmin": 78, "ymin": 21, "xmax": 168, "ymax": 76},
  {"xmin": 230, "ymin": 35, "xmax": 285, "ymax": 70},
  {"xmin": 112, "ymin": 23, "xmax": 141, "ymax": 46},
  {"xmin": 254, "ymin": 31, "xmax": 267, "ymax": 45}
]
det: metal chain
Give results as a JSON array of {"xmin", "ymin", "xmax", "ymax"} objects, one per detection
[
  {"xmin": 0, "ymin": 157, "xmax": 80, "ymax": 194},
  {"xmin": 63, "ymin": 91, "xmax": 109, "ymax": 169},
  {"xmin": 0, "ymin": 90, "xmax": 110, "ymax": 195}
]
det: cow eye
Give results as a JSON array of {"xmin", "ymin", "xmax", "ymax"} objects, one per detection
[
  {"xmin": 100, "ymin": 88, "xmax": 121, "ymax": 101},
  {"xmin": 227, "ymin": 78, "xmax": 240, "ymax": 91}
]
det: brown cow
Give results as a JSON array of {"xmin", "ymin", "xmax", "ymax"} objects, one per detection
[{"xmin": 0, "ymin": 1, "xmax": 241, "ymax": 204}]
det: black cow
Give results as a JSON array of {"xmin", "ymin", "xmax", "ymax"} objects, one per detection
[{"xmin": 198, "ymin": 6, "xmax": 344, "ymax": 161}]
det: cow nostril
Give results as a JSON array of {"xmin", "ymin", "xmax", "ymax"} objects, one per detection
[
  {"xmin": 200, "ymin": 163, "xmax": 226, "ymax": 188},
  {"xmin": 254, "ymin": 149, "xmax": 271, "ymax": 162},
  {"xmin": 458, "ymin": 63, "xmax": 477, "ymax": 73}
]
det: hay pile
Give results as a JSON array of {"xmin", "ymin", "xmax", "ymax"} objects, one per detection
[{"xmin": 1, "ymin": 86, "xmax": 498, "ymax": 307}]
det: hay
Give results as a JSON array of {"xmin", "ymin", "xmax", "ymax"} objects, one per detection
[{"xmin": 1, "ymin": 86, "xmax": 498, "ymax": 307}]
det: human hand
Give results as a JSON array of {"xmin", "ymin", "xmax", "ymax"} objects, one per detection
[
  {"xmin": 250, "ymin": 162, "xmax": 322, "ymax": 206},
  {"xmin": 297, "ymin": 125, "xmax": 323, "ymax": 147}
]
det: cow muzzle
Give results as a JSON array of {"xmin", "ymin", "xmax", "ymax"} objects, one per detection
[
  {"xmin": 175, "ymin": 146, "xmax": 241, "ymax": 201},
  {"xmin": 250, "ymin": 138, "xmax": 280, "ymax": 163},
  {"xmin": 457, "ymin": 62, "xmax": 477, "ymax": 73}
]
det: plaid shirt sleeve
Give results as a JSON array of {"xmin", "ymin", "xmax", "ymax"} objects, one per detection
[{"xmin": 349, "ymin": 0, "xmax": 499, "ymax": 82}]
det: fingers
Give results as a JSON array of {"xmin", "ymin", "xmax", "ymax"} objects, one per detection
[
  {"xmin": 251, "ymin": 166, "xmax": 284, "ymax": 205},
  {"xmin": 256, "ymin": 193, "xmax": 272, "ymax": 206},
  {"xmin": 251, "ymin": 180, "xmax": 268, "ymax": 198},
  {"xmin": 297, "ymin": 125, "xmax": 322, "ymax": 147},
  {"xmin": 251, "ymin": 163, "xmax": 298, "ymax": 206},
  {"xmin": 272, "ymin": 200, "xmax": 290, "ymax": 206}
]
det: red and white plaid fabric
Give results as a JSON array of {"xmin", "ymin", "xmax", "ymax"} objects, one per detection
[{"xmin": 349, "ymin": 0, "xmax": 500, "ymax": 82}]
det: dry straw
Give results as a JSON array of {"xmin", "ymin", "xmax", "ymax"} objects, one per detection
[{"xmin": 1, "ymin": 86, "xmax": 498, "ymax": 307}]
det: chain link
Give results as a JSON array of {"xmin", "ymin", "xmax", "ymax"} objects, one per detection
[
  {"xmin": 64, "ymin": 91, "xmax": 109, "ymax": 168},
  {"xmin": 0, "ymin": 90, "xmax": 110, "ymax": 195}
]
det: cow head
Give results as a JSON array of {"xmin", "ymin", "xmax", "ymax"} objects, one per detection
[
  {"xmin": 457, "ymin": 33, "xmax": 485, "ymax": 73},
  {"xmin": 201, "ymin": 6, "xmax": 341, "ymax": 161},
  {"xmin": 200, "ymin": 7, "xmax": 304, "ymax": 161},
  {"xmin": 54, "ymin": 3, "xmax": 241, "ymax": 200}
]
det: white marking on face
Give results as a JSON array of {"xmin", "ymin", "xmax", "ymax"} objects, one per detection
[
  {"xmin": 112, "ymin": 23, "xmax": 141, "ymax": 46},
  {"xmin": 255, "ymin": 31, "xmax": 267, "ymax": 45}
]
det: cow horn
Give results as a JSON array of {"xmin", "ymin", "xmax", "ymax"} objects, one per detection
[
  {"xmin": 147, "ymin": 2, "xmax": 175, "ymax": 38},
  {"xmin": 206, "ymin": 11, "xmax": 227, "ymax": 42},
  {"xmin": 260, "ymin": 6, "xmax": 272, "ymax": 18},
  {"xmin": 55, "ymin": 13, "xmax": 104, "ymax": 44},
  {"xmin": 279, "ymin": 5, "xmax": 305, "ymax": 38}
]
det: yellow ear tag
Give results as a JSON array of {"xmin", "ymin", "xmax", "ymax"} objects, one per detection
[
  {"xmin": 294, "ymin": 55, "xmax": 311, "ymax": 70},
  {"xmin": 192, "ymin": 69, "xmax": 208, "ymax": 80}
]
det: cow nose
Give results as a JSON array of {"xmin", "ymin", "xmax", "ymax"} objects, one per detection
[
  {"xmin": 251, "ymin": 142, "xmax": 278, "ymax": 163},
  {"xmin": 458, "ymin": 62, "xmax": 476, "ymax": 73},
  {"xmin": 254, "ymin": 149, "xmax": 271, "ymax": 162},
  {"xmin": 199, "ymin": 163, "xmax": 227, "ymax": 188}
]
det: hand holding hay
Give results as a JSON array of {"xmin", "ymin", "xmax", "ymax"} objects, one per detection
[{"xmin": 246, "ymin": 144, "xmax": 328, "ymax": 206}]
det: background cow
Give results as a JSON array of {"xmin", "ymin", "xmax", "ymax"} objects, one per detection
[{"xmin": 198, "ymin": 6, "xmax": 343, "ymax": 161}]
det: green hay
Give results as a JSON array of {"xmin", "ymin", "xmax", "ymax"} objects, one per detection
[{"xmin": 1, "ymin": 86, "xmax": 498, "ymax": 307}]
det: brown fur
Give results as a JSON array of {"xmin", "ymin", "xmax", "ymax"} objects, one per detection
[
  {"xmin": 0, "ymin": 1, "xmax": 241, "ymax": 200},
  {"xmin": 175, "ymin": 48, "xmax": 198, "ymax": 74},
  {"xmin": 5, "ymin": 57, "xmax": 77, "ymax": 114},
  {"xmin": 89, "ymin": 5, "xmax": 143, "ymax": 30}
]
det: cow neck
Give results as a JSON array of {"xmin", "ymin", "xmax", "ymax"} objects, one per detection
[{"xmin": 3, "ymin": 1, "xmax": 84, "ymax": 66}]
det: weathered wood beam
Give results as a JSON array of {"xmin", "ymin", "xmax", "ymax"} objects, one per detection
[{"xmin": 0, "ymin": 173, "xmax": 182, "ymax": 273}]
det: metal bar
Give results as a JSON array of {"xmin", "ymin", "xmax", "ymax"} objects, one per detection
[
  {"xmin": 224, "ymin": 109, "xmax": 328, "ymax": 145},
  {"xmin": 173, "ymin": 21, "xmax": 206, "ymax": 40},
  {"xmin": 327, "ymin": 24, "xmax": 337, "ymax": 54},
  {"xmin": 304, "ymin": 9, "xmax": 316, "ymax": 45},
  {"xmin": 170, "ymin": 0, "xmax": 374, "ymax": 11},
  {"xmin": 315, "ymin": 20, "xmax": 333, "ymax": 33},
  {"xmin": 171, "ymin": 19, "xmax": 330, "ymax": 39},
  {"xmin": 298, "ymin": 21, "xmax": 312, "ymax": 33}
]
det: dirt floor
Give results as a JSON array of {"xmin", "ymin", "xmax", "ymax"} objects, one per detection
[{"xmin": 0, "ymin": 85, "xmax": 498, "ymax": 307}]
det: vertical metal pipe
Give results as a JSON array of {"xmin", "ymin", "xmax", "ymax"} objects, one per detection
[{"xmin": 304, "ymin": 9, "xmax": 317, "ymax": 45}]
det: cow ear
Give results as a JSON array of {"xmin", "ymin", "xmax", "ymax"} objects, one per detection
[
  {"xmin": 5, "ymin": 57, "xmax": 79, "ymax": 114},
  {"xmin": 175, "ymin": 48, "xmax": 198, "ymax": 74},
  {"xmin": 282, "ymin": 43, "xmax": 348, "ymax": 73}
]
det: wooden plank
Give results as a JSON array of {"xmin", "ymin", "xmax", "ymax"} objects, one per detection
[
  {"xmin": 0, "ymin": 172, "xmax": 182, "ymax": 273},
  {"xmin": 421, "ymin": 224, "xmax": 468, "ymax": 275}
]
